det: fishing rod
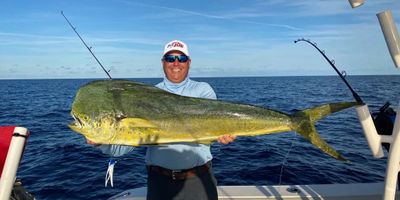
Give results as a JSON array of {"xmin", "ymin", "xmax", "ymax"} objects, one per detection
[
  {"xmin": 294, "ymin": 38, "xmax": 363, "ymax": 104},
  {"xmin": 61, "ymin": 11, "xmax": 112, "ymax": 79}
]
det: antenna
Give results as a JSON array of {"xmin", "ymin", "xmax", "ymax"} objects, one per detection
[{"xmin": 61, "ymin": 11, "xmax": 112, "ymax": 79}]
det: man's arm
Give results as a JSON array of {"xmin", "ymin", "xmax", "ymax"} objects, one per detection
[{"xmin": 87, "ymin": 139, "xmax": 135, "ymax": 157}]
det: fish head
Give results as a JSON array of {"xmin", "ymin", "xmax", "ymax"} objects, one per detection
[
  {"xmin": 68, "ymin": 105, "xmax": 123, "ymax": 143},
  {"xmin": 69, "ymin": 106, "xmax": 160, "ymax": 145},
  {"xmin": 68, "ymin": 80, "xmax": 163, "ymax": 145},
  {"xmin": 68, "ymin": 80, "xmax": 130, "ymax": 143}
]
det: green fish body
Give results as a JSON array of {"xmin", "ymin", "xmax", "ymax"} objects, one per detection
[{"xmin": 69, "ymin": 79, "xmax": 359, "ymax": 161}]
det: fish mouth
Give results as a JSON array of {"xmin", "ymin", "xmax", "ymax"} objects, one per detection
[{"xmin": 70, "ymin": 112, "xmax": 84, "ymax": 129}]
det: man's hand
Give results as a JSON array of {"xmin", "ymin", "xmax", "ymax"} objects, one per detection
[{"xmin": 217, "ymin": 134, "xmax": 236, "ymax": 144}]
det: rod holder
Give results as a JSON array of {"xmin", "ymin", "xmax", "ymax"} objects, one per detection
[
  {"xmin": 377, "ymin": 10, "xmax": 400, "ymax": 68},
  {"xmin": 348, "ymin": 0, "xmax": 364, "ymax": 9},
  {"xmin": 384, "ymin": 105, "xmax": 400, "ymax": 200},
  {"xmin": 355, "ymin": 105, "xmax": 384, "ymax": 158},
  {"xmin": 0, "ymin": 127, "xmax": 29, "ymax": 200}
]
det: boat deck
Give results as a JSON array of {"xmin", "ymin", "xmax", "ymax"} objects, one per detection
[{"xmin": 108, "ymin": 182, "xmax": 396, "ymax": 200}]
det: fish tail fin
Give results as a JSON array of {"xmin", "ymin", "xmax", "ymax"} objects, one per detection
[{"xmin": 291, "ymin": 101, "xmax": 360, "ymax": 162}]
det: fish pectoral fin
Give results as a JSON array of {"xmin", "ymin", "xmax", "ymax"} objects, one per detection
[{"xmin": 120, "ymin": 118, "xmax": 158, "ymax": 128}]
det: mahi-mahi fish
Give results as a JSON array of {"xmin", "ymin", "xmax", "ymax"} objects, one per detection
[{"xmin": 69, "ymin": 79, "xmax": 359, "ymax": 161}]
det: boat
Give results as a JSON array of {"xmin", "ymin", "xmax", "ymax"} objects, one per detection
[
  {"xmin": 108, "ymin": 1, "xmax": 400, "ymax": 199},
  {"xmin": 108, "ymin": 183, "xmax": 398, "ymax": 200}
]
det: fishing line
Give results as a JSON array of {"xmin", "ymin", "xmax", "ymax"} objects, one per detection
[
  {"xmin": 278, "ymin": 132, "xmax": 297, "ymax": 185},
  {"xmin": 294, "ymin": 38, "xmax": 363, "ymax": 104},
  {"xmin": 61, "ymin": 11, "xmax": 113, "ymax": 79}
]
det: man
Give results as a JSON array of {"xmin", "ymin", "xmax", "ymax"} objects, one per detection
[
  {"xmin": 95, "ymin": 40, "xmax": 235, "ymax": 200},
  {"xmin": 146, "ymin": 40, "xmax": 235, "ymax": 200}
]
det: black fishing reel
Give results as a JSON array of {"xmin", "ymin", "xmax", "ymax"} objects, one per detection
[{"xmin": 372, "ymin": 102, "xmax": 397, "ymax": 151}]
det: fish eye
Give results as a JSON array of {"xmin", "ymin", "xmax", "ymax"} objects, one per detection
[{"xmin": 116, "ymin": 114, "xmax": 126, "ymax": 121}]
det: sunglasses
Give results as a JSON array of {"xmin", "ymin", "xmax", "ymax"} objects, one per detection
[{"xmin": 163, "ymin": 55, "xmax": 189, "ymax": 63}]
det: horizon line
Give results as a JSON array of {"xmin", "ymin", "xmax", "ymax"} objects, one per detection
[{"xmin": 1, "ymin": 74, "xmax": 399, "ymax": 81}]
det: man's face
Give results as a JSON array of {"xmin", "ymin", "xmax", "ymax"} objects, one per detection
[{"xmin": 162, "ymin": 51, "xmax": 191, "ymax": 83}]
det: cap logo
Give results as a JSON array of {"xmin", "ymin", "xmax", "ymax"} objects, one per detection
[
  {"xmin": 167, "ymin": 42, "xmax": 184, "ymax": 49},
  {"xmin": 164, "ymin": 40, "xmax": 189, "ymax": 56}
]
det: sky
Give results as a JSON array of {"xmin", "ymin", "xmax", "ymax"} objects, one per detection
[{"xmin": 1, "ymin": 0, "xmax": 400, "ymax": 79}]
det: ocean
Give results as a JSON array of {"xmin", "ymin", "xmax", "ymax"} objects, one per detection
[{"xmin": 1, "ymin": 76, "xmax": 398, "ymax": 199}]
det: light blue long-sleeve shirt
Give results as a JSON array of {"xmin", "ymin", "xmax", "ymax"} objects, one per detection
[{"xmin": 98, "ymin": 77, "xmax": 217, "ymax": 170}]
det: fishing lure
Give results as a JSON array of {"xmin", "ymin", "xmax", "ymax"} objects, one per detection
[{"xmin": 105, "ymin": 159, "xmax": 117, "ymax": 187}]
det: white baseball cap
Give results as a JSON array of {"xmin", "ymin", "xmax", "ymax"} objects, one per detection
[{"xmin": 163, "ymin": 40, "xmax": 190, "ymax": 56}]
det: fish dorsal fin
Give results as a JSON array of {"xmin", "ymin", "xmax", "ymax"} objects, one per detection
[{"xmin": 120, "ymin": 118, "xmax": 157, "ymax": 128}]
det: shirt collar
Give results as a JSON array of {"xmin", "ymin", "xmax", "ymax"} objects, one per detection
[{"xmin": 163, "ymin": 77, "xmax": 190, "ymax": 90}]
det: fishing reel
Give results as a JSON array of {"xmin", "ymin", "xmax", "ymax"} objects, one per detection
[{"xmin": 372, "ymin": 102, "xmax": 397, "ymax": 151}]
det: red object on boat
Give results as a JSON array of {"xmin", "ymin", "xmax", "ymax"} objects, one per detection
[{"xmin": 0, "ymin": 126, "xmax": 17, "ymax": 176}]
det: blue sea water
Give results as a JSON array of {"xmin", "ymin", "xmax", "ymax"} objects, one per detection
[{"xmin": 0, "ymin": 75, "xmax": 399, "ymax": 199}]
